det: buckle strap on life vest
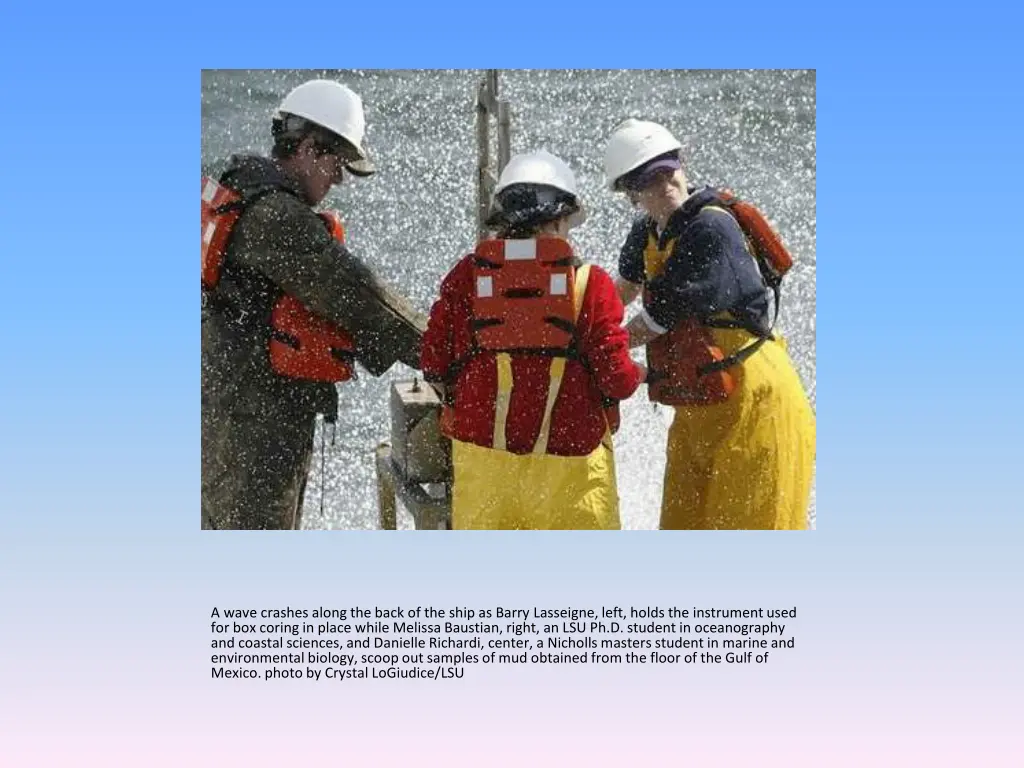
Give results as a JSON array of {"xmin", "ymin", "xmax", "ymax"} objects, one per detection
[
  {"xmin": 703, "ymin": 316, "xmax": 749, "ymax": 330},
  {"xmin": 697, "ymin": 334, "xmax": 768, "ymax": 376},
  {"xmin": 697, "ymin": 306, "xmax": 775, "ymax": 378}
]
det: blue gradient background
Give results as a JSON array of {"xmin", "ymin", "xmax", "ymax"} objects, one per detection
[{"xmin": 3, "ymin": 2, "xmax": 1023, "ymax": 766}]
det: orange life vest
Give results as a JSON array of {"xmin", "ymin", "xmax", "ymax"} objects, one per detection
[
  {"xmin": 201, "ymin": 176, "xmax": 244, "ymax": 291},
  {"xmin": 470, "ymin": 236, "xmax": 578, "ymax": 352},
  {"xmin": 647, "ymin": 319, "xmax": 736, "ymax": 405},
  {"xmin": 201, "ymin": 177, "xmax": 356, "ymax": 383},
  {"xmin": 440, "ymin": 239, "xmax": 620, "ymax": 445},
  {"xmin": 644, "ymin": 191, "xmax": 794, "ymax": 406}
]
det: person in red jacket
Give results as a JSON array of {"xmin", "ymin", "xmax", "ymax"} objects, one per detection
[{"xmin": 421, "ymin": 150, "xmax": 646, "ymax": 529}]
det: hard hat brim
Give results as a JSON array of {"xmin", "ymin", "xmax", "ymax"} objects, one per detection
[{"xmin": 345, "ymin": 157, "xmax": 376, "ymax": 177}]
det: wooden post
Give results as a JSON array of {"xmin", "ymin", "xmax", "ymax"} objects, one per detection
[
  {"xmin": 476, "ymin": 80, "xmax": 492, "ymax": 242},
  {"xmin": 476, "ymin": 70, "xmax": 512, "ymax": 241},
  {"xmin": 497, "ymin": 99, "xmax": 511, "ymax": 174},
  {"xmin": 376, "ymin": 443, "xmax": 398, "ymax": 530}
]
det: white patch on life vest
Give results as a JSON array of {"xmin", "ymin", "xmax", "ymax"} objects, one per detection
[
  {"xmin": 505, "ymin": 239, "xmax": 537, "ymax": 260},
  {"xmin": 202, "ymin": 180, "xmax": 219, "ymax": 203},
  {"xmin": 203, "ymin": 221, "xmax": 217, "ymax": 244},
  {"xmin": 550, "ymin": 273, "xmax": 567, "ymax": 295},
  {"xmin": 477, "ymin": 276, "xmax": 493, "ymax": 298}
]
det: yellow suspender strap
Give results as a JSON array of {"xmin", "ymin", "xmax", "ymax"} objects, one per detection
[
  {"xmin": 492, "ymin": 352, "xmax": 514, "ymax": 451},
  {"xmin": 573, "ymin": 265, "xmax": 592, "ymax": 321},
  {"xmin": 532, "ymin": 357, "xmax": 566, "ymax": 455},
  {"xmin": 533, "ymin": 265, "xmax": 592, "ymax": 455}
]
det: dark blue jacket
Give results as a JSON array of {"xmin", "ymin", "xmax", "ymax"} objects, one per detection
[{"xmin": 618, "ymin": 187, "xmax": 771, "ymax": 336}]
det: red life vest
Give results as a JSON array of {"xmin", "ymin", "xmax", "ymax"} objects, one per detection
[
  {"xmin": 445, "ymin": 238, "xmax": 619, "ymax": 448},
  {"xmin": 470, "ymin": 236, "xmax": 578, "ymax": 352},
  {"xmin": 201, "ymin": 177, "xmax": 356, "ymax": 383}
]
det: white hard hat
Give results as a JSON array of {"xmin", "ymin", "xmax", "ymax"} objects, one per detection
[
  {"xmin": 604, "ymin": 118, "xmax": 683, "ymax": 190},
  {"xmin": 277, "ymin": 79, "xmax": 375, "ymax": 175},
  {"xmin": 487, "ymin": 150, "xmax": 586, "ymax": 229}
]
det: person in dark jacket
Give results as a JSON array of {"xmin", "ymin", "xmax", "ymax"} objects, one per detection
[
  {"xmin": 605, "ymin": 118, "xmax": 815, "ymax": 530},
  {"xmin": 202, "ymin": 79, "xmax": 426, "ymax": 530}
]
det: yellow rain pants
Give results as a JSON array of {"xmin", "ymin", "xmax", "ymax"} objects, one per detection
[
  {"xmin": 448, "ymin": 265, "xmax": 620, "ymax": 530},
  {"xmin": 451, "ymin": 437, "xmax": 620, "ymax": 530},
  {"xmin": 659, "ymin": 327, "xmax": 816, "ymax": 530}
]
